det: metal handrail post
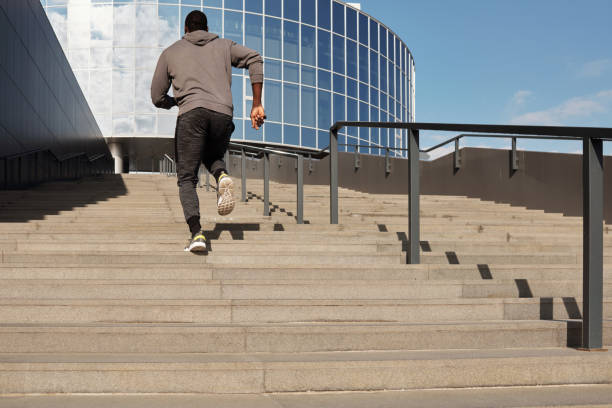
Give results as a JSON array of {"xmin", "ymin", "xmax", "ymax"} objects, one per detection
[
  {"xmin": 241, "ymin": 148, "xmax": 247, "ymax": 202},
  {"xmin": 263, "ymin": 152, "xmax": 270, "ymax": 216},
  {"xmin": 330, "ymin": 127, "xmax": 339, "ymax": 224},
  {"xmin": 582, "ymin": 135, "xmax": 604, "ymax": 349},
  {"xmin": 454, "ymin": 138, "xmax": 461, "ymax": 170},
  {"xmin": 297, "ymin": 154, "xmax": 304, "ymax": 224},
  {"xmin": 512, "ymin": 137, "xmax": 519, "ymax": 171},
  {"xmin": 408, "ymin": 129, "xmax": 420, "ymax": 264}
]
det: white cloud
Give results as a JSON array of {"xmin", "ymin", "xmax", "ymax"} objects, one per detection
[
  {"xmin": 510, "ymin": 90, "xmax": 612, "ymax": 126},
  {"xmin": 510, "ymin": 90, "xmax": 533, "ymax": 107},
  {"xmin": 578, "ymin": 58, "xmax": 612, "ymax": 78}
]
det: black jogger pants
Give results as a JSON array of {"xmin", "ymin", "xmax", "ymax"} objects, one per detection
[{"xmin": 175, "ymin": 107, "xmax": 235, "ymax": 227}]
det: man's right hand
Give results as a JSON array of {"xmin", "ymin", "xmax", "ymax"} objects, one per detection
[{"xmin": 251, "ymin": 104, "xmax": 266, "ymax": 130}]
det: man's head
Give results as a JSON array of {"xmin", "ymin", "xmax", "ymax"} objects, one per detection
[{"xmin": 185, "ymin": 10, "xmax": 208, "ymax": 33}]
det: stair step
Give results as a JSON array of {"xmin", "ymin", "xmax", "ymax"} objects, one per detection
[
  {"xmin": 1, "ymin": 320, "xmax": 609, "ymax": 353},
  {"xmin": 1, "ymin": 348, "xmax": 611, "ymax": 394}
]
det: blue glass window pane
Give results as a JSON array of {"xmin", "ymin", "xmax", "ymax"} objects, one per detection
[
  {"xmin": 301, "ymin": 86, "xmax": 316, "ymax": 127},
  {"xmin": 379, "ymin": 55, "xmax": 387, "ymax": 92},
  {"xmin": 284, "ymin": 125, "xmax": 299, "ymax": 146},
  {"xmin": 302, "ymin": 127, "xmax": 316, "ymax": 148},
  {"xmin": 370, "ymin": 107, "xmax": 379, "ymax": 154},
  {"xmin": 333, "ymin": 73, "xmax": 345, "ymax": 94},
  {"xmin": 284, "ymin": 83, "xmax": 299, "ymax": 125},
  {"xmin": 265, "ymin": 58, "xmax": 281, "ymax": 80},
  {"xmin": 233, "ymin": 119, "xmax": 244, "ymax": 140},
  {"xmin": 370, "ymin": 50, "xmax": 378, "ymax": 87},
  {"xmin": 395, "ymin": 40, "xmax": 401, "ymax": 69},
  {"xmin": 380, "ymin": 111, "xmax": 388, "ymax": 147},
  {"xmin": 346, "ymin": 40, "xmax": 357, "ymax": 78},
  {"xmin": 246, "ymin": 78, "xmax": 252, "ymax": 96},
  {"xmin": 333, "ymin": 93, "xmax": 345, "ymax": 123},
  {"xmin": 358, "ymin": 13, "xmax": 368, "ymax": 46},
  {"xmin": 203, "ymin": 8, "xmax": 221, "ymax": 35},
  {"xmin": 232, "ymin": 75, "xmax": 243, "ymax": 118},
  {"xmin": 301, "ymin": 0, "xmax": 315, "ymax": 25},
  {"xmin": 332, "ymin": 34, "xmax": 345, "ymax": 74},
  {"xmin": 346, "ymin": 7, "xmax": 357, "ymax": 40},
  {"xmin": 347, "ymin": 98, "xmax": 357, "ymax": 121},
  {"xmin": 265, "ymin": 0, "xmax": 281, "ymax": 17},
  {"xmin": 347, "ymin": 79, "xmax": 357, "ymax": 98},
  {"xmin": 245, "ymin": 120, "xmax": 263, "ymax": 141},
  {"xmin": 265, "ymin": 80, "xmax": 281, "ymax": 122},
  {"xmin": 379, "ymin": 26, "xmax": 387, "ymax": 57},
  {"xmin": 359, "ymin": 101, "xmax": 369, "ymax": 121},
  {"xmin": 318, "ymin": 69, "xmax": 331, "ymax": 90},
  {"xmin": 369, "ymin": 20, "xmax": 378, "ymax": 51},
  {"xmin": 302, "ymin": 66, "xmax": 316, "ymax": 86},
  {"xmin": 246, "ymin": 0, "xmax": 262, "ymax": 13},
  {"xmin": 388, "ymin": 33, "xmax": 394, "ymax": 61},
  {"xmin": 283, "ymin": 0, "xmax": 298, "ymax": 20},
  {"xmin": 284, "ymin": 62, "xmax": 299, "ymax": 83},
  {"xmin": 265, "ymin": 122, "xmax": 282, "ymax": 143},
  {"xmin": 245, "ymin": 14, "xmax": 263, "ymax": 54},
  {"xmin": 283, "ymin": 21, "xmax": 299, "ymax": 62},
  {"xmin": 318, "ymin": 130, "xmax": 329, "ymax": 149},
  {"xmin": 318, "ymin": 90, "xmax": 331, "ymax": 130},
  {"xmin": 317, "ymin": 29, "xmax": 331, "ymax": 70},
  {"xmin": 359, "ymin": 101, "xmax": 369, "ymax": 153},
  {"xmin": 380, "ymin": 92, "xmax": 387, "ymax": 111},
  {"xmin": 347, "ymin": 97, "xmax": 358, "ymax": 148},
  {"xmin": 317, "ymin": 0, "xmax": 330, "ymax": 30},
  {"xmin": 204, "ymin": 0, "xmax": 221, "ymax": 6},
  {"xmin": 332, "ymin": 2, "xmax": 344, "ymax": 35},
  {"xmin": 359, "ymin": 82, "xmax": 368, "ymax": 103},
  {"xmin": 301, "ymin": 25, "xmax": 316, "ymax": 66},
  {"xmin": 264, "ymin": 17, "xmax": 281, "ymax": 58},
  {"xmin": 395, "ymin": 67, "xmax": 401, "ymax": 100},
  {"xmin": 358, "ymin": 45, "xmax": 368, "ymax": 83},
  {"xmin": 370, "ymin": 87, "xmax": 378, "ymax": 107},
  {"xmin": 225, "ymin": 0, "xmax": 242, "ymax": 11},
  {"xmin": 388, "ymin": 60, "xmax": 394, "ymax": 96},
  {"xmin": 224, "ymin": 11, "xmax": 243, "ymax": 44}
]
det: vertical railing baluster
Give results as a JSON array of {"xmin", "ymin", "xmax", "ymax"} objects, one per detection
[
  {"xmin": 241, "ymin": 148, "xmax": 247, "ymax": 202},
  {"xmin": 582, "ymin": 135, "xmax": 604, "ymax": 350},
  {"xmin": 408, "ymin": 128, "xmax": 420, "ymax": 264},
  {"xmin": 263, "ymin": 152, "xmax": 270, "ymax": 216},
  {"xmin": 330, "ymin": 126, "xmax": 339, "ymax": 224},
  {"xmin": 297, "ymin": 154, "xmax": 304, "ymax": 224}
]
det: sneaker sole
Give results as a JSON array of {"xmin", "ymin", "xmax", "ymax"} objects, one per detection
[
  {"xmin": 217, "ymin": 178, "xmax": 235, "ymax": 216},
  {"xmin": 185, "ymin": 242, "xmax": 208, "ymax": 253}
]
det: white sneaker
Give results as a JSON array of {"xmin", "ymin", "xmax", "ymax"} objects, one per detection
[
  {"xmin": 184, "ymin": 232, "xmax": 208, "ymax": 253},
  {"xmin": 216, "ymin": 173, "xmax": 235, "ymax": 216}
]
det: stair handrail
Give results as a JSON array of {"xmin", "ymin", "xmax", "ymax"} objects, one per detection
[
  {"xmin": 329, "ymin": 120, "xmax": 612, "ymax": 351},
  {"xmin": 226, "ymin": 141, "xmax": 326, "ymax": 224}
]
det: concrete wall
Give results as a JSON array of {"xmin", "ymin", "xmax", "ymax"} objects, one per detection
[{"xmin": 0, "ymin": 0, "xmax": 109, "ymax": 161}]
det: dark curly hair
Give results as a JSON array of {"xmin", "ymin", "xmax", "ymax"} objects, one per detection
[{"xmin": 185, "ymin": 10, "xmax": 208, "ymax": 32}]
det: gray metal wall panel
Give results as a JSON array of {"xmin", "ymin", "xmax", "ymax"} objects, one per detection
[{"xmin": 0, "ymin": 0, "xmax": 109, "ymax": 160}]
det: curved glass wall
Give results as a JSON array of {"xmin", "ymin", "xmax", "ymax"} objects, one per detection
[{"xmin": 42, "ymin": 0, "xmax": 414, "ymax": 157}]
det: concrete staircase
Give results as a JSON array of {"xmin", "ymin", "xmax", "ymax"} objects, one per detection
[{"xmin": 0, "ymin": 174, "xmax": 611, "ymax": 404}]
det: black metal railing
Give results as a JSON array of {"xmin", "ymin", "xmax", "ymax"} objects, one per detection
[
  {"xmin": 330, "ymin": 121, "xmax": 612, "ymax": 350},
  {"xmin": 161, "ymin": 142, "xmax": 327, "ymax": 224},
  {"xmin": 1, "ymin": 148, "xmax": 114, "ymax": 190}
]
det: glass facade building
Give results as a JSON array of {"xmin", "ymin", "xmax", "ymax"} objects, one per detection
[{"xmin": 42, "ymin": 0, "xmax": 414, "ymax": 164}]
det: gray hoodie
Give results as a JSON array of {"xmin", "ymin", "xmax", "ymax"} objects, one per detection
[{"xmin": 151, "ymin": 30, "xmax": 263, "ymax": 117}]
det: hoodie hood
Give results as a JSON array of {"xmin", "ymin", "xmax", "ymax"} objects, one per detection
[{"xmin": 183, "ymin": 30, "xmax": 218, "ymax": 46}]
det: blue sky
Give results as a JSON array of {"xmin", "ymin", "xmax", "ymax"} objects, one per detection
[{"xmin": 358, "ymin": 0, "xmax": 612, "ymax": 157}]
